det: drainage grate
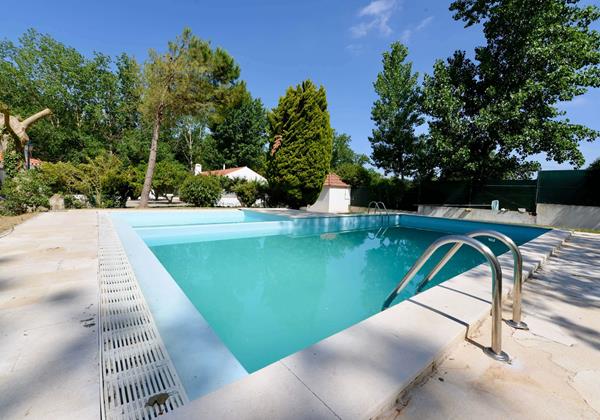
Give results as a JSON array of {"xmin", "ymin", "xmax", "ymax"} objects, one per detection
[{"xmin": 98, "ymin": 215, "xmax": 188, "ymax": 419}]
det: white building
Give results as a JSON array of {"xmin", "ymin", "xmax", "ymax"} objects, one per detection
[
  {"xmin": 307, "ymin": 173, "xmax": 351, "ymax": 214},
  {"xmin": 197, "ymin": 165, "xmax": 266, "ymax": 207}
]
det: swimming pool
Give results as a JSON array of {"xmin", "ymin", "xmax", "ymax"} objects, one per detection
[{"xmin": 111, "ymin": 210, "xmax": 547, "ymax": 399}]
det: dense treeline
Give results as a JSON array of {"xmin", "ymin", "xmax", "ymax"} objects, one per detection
[
  {"xmin": 0, "ymin": 28, "xmax": 345, "ymax": 213},
  {"xmin": 369, "ymin": 0, "xmax": 600, "ymax": 182}
]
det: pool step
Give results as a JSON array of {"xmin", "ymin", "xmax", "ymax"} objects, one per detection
[{"xmin": 98, "ymin": 215, "xmax": 188, "ymax": 420}]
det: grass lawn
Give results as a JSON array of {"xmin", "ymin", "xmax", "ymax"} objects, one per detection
[{"xmin": 0, "ymin": 213, "xmax": 36, "ymax": 236}]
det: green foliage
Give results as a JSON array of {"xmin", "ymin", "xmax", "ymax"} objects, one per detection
[
  {"xmin": 139, "ymin": 28, "xmax": 241, "ymax": 206},
  {"xmin": 179, "ymin": 175, "xmax": 222, "ymax": 207},
  {"xmin": 370, "ymin": 42, "xmax": 423, "ymax": 179},
  {"xmin": 233, "ymin": 180, "xmax": 266, "ymax": 207},
  {"xmin": 78, "ymin": 154, "xmax": 135, "ymax": 208},
  {"xmin": 0, "ymin": 29, "xmax": 142, "ymax": 162},
  {"xmin": 63, "ymin": 194, "xmax": 84, "ymax": 209},
  {"xmin": 0, "ymin": 170, "xmax": 50, "ymax": 215},
  {"xmin": 421, "ymin": 0, "xmax": 600, "ymax": 180},
  {"xmin": 267, "ymin": 80, "xmax": 333, "ymax": 208},
  {"xmin": 152, "ymin": 161, "xmax": 188, "ymax": 202},
  {"xmin": 140, "ymin": 28, "xmax": 240, "ymax": 124},
  {"xmin": 39, "ymin": 161, "xmax": 84, "ymax": 194},
  {"xmin": 1, "ymin": 142, "xmax": 21, "ymax": 180},
  {"xmin": 172, "ymin": 115, "xmax": 210, "ymax": 172},
  {"xmin": 335, "ymin": 163, "xmax": 378, "ymax": 187},
  {"xmin": 211, "ymin": 89, "xmax": 269, "ymax": 172},
  {"xmin": 331, "ymin": 130, "xmax": 365, "ymax": 169},
  {"xmin": 588, "ymin": 158, "xmax": 600, "ymax": 171},
  {"xmin": 39, "ymin": 155, "xmax": 134, "ymax": 208}
]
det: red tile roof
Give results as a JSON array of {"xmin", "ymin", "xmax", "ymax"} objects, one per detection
[
  {"xmin": 200, "ymin": 167, "xmax": 244, "ymax": 176},
  {"xmin": 324, "ymin": 173, "xmax": 349, "ymax": 188}
]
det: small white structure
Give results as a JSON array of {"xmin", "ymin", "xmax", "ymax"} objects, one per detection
[
  {"xmin": 198, "ymin": 165, "xmax": 266, "ymax": 207},
  {"xmin": 307, "ymin": 173, "xmax": 351, "ymax": 214}
]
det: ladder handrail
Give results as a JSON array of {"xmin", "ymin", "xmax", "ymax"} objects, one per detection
[
  {"xmin": 367, "ymin": 201, "xmax": 380, "ymax": 214},
  {"xmin": 381, "ymin": 234, "xmax": 509, "ymax": 361},
  {"xmin": 377, "ymin": 201, "xmax": 390, "ymax": 225},
  {"xmin": 416, "ymin": 229, "xmax": 527, "ymax": 330}
]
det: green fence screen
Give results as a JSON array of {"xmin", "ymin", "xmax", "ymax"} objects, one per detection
[
  {"xmin": 350, "ymin": 169, "xmax": 599, "ymax": 212},
  {"xmin": 537, "ymin": 170, "xmax": 600, "ymax": 206}
]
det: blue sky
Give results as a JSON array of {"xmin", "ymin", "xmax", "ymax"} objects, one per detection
[{"xmin": 2, "ymin": 0, "xmax": 599, "ymax": 169}]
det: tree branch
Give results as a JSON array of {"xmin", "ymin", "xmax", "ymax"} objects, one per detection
[
  {"xmin": 0, "ymin": 103, "xmax": 10, "ymax": 131},
  {"xmin": 22, "ymin": 108, "xmax": 52, "ymax": 129}
]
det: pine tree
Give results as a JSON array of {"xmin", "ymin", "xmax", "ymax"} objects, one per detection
[{"xmin": 267, "ymin": 80, "xmax": 333, "ymax": 209}]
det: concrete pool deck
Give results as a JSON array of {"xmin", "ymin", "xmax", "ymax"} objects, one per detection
[
  {"xmin": 390, "ymin": 232, "xmax": 600, "ymax": 419},
  {"xmin": 0, "ymin": 209, "xmax": 597, "ymax": 419},
  {"xmin": 0, "ymin": 211, "xmax": 99, "ymax": 419}
]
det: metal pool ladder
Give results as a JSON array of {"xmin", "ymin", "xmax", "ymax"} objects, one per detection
[
  {"xmin": 367, "ymin": 201, "xmax": 391, "ymax": 225},
  {"xmin": 417, "ymin": 230, "xmax": 528, "ymax": 330},
  {"xmin": 381, "ymin": 234, "xmax": 512, "ymax": 362}
]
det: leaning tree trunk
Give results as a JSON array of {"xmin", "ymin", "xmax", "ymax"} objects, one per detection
[
  {"xmin": 139, "ymin": 107, "xmax": 163, "ymax": 208},
  {"xmin": 0, "ymin": 105, "xmax": 52, "ymax": 153}
]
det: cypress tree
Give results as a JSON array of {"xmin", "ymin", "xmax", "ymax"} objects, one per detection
[{"xmin": 267, "ymin": 80, "xmax": 333, "ymax": 209}]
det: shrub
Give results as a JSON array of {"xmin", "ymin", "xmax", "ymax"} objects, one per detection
[
  {"xmin": 77, "ymin": 154, "xmax": 135, "ymax": 208},
  {"xmin": 39, "ymin": 156, "xmax": 134, "ymax": 208},
  {"xmin": 2, "ymin": 144, "xmax": 21, "ymax": 180},
  {"xmin": 0, "ymin": 170, "xmax": 51, "ymax": 215},
  {"xmin": 179, "ymin": 175, "xmax": 222, "ymax": 207},
  {"xmin": 152, "ymin": 161, "xmax": 188, "ymax": 202},
  {"xmin": 38, "ymin": 161, "xmax": 84, "ymax": 194},
  {"xmin": 233, "ymin": 180, "xmax": 266, "ymax": 207},
  {"xmin": 63, "ymin": 194, "xmax": 85, "ymax": 209}
]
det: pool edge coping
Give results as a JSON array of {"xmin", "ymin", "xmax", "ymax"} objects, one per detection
[{"xmin": 108, "ymin": 214, "xmax": 249, "ymax": 401}]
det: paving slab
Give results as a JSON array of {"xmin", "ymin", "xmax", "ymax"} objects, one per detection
[
  {"xmin": 167, "ymin": 362, "xmax": 339, "ymax": 420},
  {"xmin": 388, "ymin": 232, "xmax": 600, "ymax": 420},
  {"xmin": 0, "ymin": 211, "xmax": 100, "ymax": 420}
]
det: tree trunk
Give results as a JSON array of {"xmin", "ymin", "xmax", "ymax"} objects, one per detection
[
  {"xmin": 0, "ymin": 106, "xmax": 52, "ymax": 154},
  {"xmin": 139, "ymin": 107, "xmax": 163, "ymax": 208}
]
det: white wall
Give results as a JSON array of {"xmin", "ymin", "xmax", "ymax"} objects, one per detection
[
  {"xmin": 307, "ymin": 186, "xmax": 350, "ymax": 213},
  {"xmin": 328, "ymin": 187, "xmax": 351, "ymax": 213},
  {"xmin": 308, "ymin": 187, "xmax": 331, "ymax": 213},
  {"xmin": 418, "ymin": 204, "xmax": 600, "ymax": 230},
  {"xmin": 217, "ymin": 193, "xmax": 241, "ymax": 208},
  {"xmin": 418, "ymin": 205, "xmax": 535, "ymax": 224},
  {"xmin": 536, "ymin": 203, "xmax": 600, "ymax": 230}
]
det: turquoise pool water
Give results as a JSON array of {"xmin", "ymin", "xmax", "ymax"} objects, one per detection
[
  {"xmin": 143, "ymin": 213, "xmax": 546, "ymax": 373},
  {"xmin": 113, "ymin": 209, "xmax": 287, "ymax": 229}
]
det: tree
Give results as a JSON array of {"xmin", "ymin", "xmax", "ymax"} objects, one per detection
[
  {"xmin": 331, "ymin": 130, "xmax": 358, "ymax": 169},
  {"xmin": 267, "ymin": 80, "xmax": 333, "ymax": 209},
  {"xmin": 151, "ymin": 160, "xmax": 188, "ymax": 202},
  {"xmin": 423, "ymin": 0, "xmax": 600, "ymax": 180},
  {"xmin": 369, "ymin": 42, "xmax": 423, "ymax": 180},
  {"xmin": 335, "ymin": 162, "xmax": 375, "ymax": 187},
  {"xmin": 588, "ymin": 158, "xmax": 600, "ymax": 171},
  {"xmin": 210, "ymin": 90, "xmax": 268, "ymax": 172},
  {"xmin": 0, "ymin": 29, "xmax": 142, "ymax": 162},
  {"xmin": 174, "ymin": 114, "xmax": 210, "ymax": 172},
  {"xmin": 138, "ymin": 28, "xmax": 240, "ymax": 207}
]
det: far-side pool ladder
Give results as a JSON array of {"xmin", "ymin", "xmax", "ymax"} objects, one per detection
[
  {"xmin": 367, "ymin": 201, "xmax": 391, "ymax": 225},
  {"xmin": 417, "ymin": 230, "xmax": 528, "ymax": 330},
  {"xmin": 381, "ymin": 235, "xmax": 510, "ymax": 362}
]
